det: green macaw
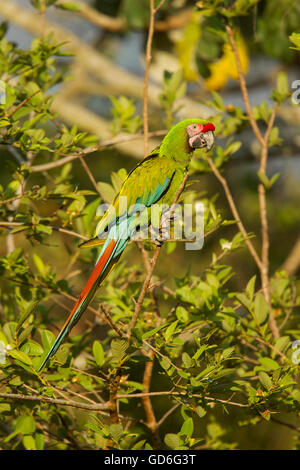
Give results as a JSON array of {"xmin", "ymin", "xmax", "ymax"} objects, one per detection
[{"xmin": 38, "ymin": 119, "xmax": 215, "ymax": 371}]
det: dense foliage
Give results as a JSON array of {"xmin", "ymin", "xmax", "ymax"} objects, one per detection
[{"xmin": 0, "ymin": 0, "xmax": 299, "ymax": 450}]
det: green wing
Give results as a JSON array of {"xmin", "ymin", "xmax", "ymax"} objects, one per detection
[{"xmin": 93, "ymin": 150, "xmax": 177, "ymax": 239}]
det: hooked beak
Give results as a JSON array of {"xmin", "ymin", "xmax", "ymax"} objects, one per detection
[{"xmin": 189, "ymin": 130, "xmax": 215, "ymax": 151}]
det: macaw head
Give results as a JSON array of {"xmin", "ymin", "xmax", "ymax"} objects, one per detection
[
  {"xmin": 185, "ymin": 122, "xmax": 215, "ymax": 151},
  {"xmin": 160, "ymin": 119, "xmax": 216, "ymax": 161}
]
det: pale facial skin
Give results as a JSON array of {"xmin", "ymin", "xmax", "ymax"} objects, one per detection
[{"xmin": 186, "ymin": 123, "xmax": 215, "ymax": 150}]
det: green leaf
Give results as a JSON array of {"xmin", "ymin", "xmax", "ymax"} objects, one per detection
[
  {"xmin": 224, "ymin": 141, "xmax": 241, "ymax": 156},
  {"xmin": 24, "ymin": 81, "xmax": 42, "ymax": 105},
  {"xmin": 9, "ymin": 349, "xmax": 32, "ymax": 366},
  {"xmin": 211, "ymin": 90, "xmax": 225, "ymax": 110},
  {"xmin": 142, "ymin": 324, "xmax": 167, "ymax": 340},
  {"xmin": 258, "ymin": 371, "xmax": 272, "ymax": 391},
  {"xmin": 17, "ymin": 325, "xmax": 34, "ymax": 345},
  {"xmin": 164, "ymin": 433, "xmax": 181, "ymax": 449},
  {"xmin": 164, "ymin": 320, "xmax": 178, "ymax": 342},
  {"xmin": 259, "ymin": 357, "xmax": 279, "ymax": 371},
  {"xmin": 175, "ymin": 306, "xmax": 189, "ymax": 323},
  {"xmin": 36, "ymin": 224, "xmax": 52, "ymax": 235},
  {"xmin": 15, "ymin": 415, "xmax": 36, "ymax": 435},
  {"xmin": 97, "ymin": 182, "xmax": 116, "ymax": 204},
  {"xmin": 10, "ymin": 225, "xmax": 30, "ymax": 234},
  {"xmin": 93, "ymin": 340, "xmax": 105, "ymax": 367},
  {"xmin": 109, "ymin": 423, "xmax": 123, "ymax": 442},
  {"xmin": 254, "ymin": 293, "xmax": 269, "ymax": 325},
  {"xmin": 274, "ymin": 336, "xmax": 290, "ymax": 354},
  {"xmin": 257, "ymin": 171, "xmax": 271, "ymax": 189},
  {"xmin": 257, "ymin": 171, "xmax": 280, "ymax": 190},
  {"xmin": 111, "ymin": 339, "xmax": 128, "ymax": 361},
  {"xmin": 17, "ymin": 301, "xmax": 38, "ymax": 332},
  {"xmin": 22, "ymin": 435, "xmax": 36, "ymax": 450},
  {"xmin": 182, "ymin": 352, "xmax": 193, "ymax": 368},
  {"xmin": 57, "ymin": 2, "xmax": 81, "ymax": 11},
  {"xmin": 277, "ymin": 72, "xmax": 289, "ymax": 96},
  {"xmin": 40, "ymin": 329, "xmax": 55, "ymax": 352},
  {"xmin": 245, "ymin": 275, "xmax": 256, "ymax": 301},
  {"xmin": 111, "ymin": 172, "xmax": 124, "ymax": 193},
  {"xmin": 235, "ymin": 293, "xmax": 252, "ymax": 312},
  {"xmin": 33, "ymin": 253, "xmax": 47, "ymax": 276},
  {"xmin": 35, "ymin": 431, "xmax": 45, "ymax": 450},
  {"xmin": 22, "ymin": 340, "xmax": 44, "ymax": 356},
  {"xmin": 12, "ymin": 106, "xmax": 32, "ymax": 121},
  {"xmin": 268, "ymin": 127, "xmax": 282, "ymax": 146},
  {"xmin": 289, "ymin": 32, "xmax": 300, "ymax": 50},
  {"xmin": 269, "ymin": 172, "xmax": 280, "ymax": 188},
  {"xmin": 0, "ymin": 331, "xmax": 8, "ymax": 346},
  {"xmin": 180, "ymin": 417, "xmax": 194, "ymax": 437},
  {"xmin": 196, "ymin": 406, "xmax": 207, "ymax": 418}
]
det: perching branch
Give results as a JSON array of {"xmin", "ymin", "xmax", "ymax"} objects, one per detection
[{"xmin": 127, "ymin": 172, "xmax": 189, "ymax": 341}]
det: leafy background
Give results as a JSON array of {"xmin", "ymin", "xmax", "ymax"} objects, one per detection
[{"xmin": 0, "ymin": 0, "xmax": 299, "ymax": 450}]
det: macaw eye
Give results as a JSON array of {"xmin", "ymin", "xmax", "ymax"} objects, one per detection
[{"xmin": 193, "ymin": 125, "xmax": 197, "ymax": 129}]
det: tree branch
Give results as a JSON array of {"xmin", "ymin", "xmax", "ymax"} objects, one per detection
[
  {"xmin": 56, "ymin": 0, "xmax": 191, "ymax": 33},
  {"xmin": 127, "ymin": 172, "xmax": 189, "ymax": 341},
  {"xmin": 0, "ymin": 392, "xmax": 110, "ymax": 412},
  {"xmin": 205, "ymin": 154, "xmax": 262, "ymax": 270},
  {"xmin": 29, "ymin": 130, "xmax": 167, "ymax": 173},
  {"xmin": 225, "ymin": 24, "xmax": 280, "ymax": 338},
  {"xmin": 0, "ymin": 0, "xmax": 212, "ymax": 131}
]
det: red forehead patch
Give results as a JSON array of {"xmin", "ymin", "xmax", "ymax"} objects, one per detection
[{"xmin": 202, "ymin": 123, "xmax": 215, "ymax": 133}]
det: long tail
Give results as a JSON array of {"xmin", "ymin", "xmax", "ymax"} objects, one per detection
[{"xmin": 38, "ymin": 238, "xmax": 123, "ymax": 371}]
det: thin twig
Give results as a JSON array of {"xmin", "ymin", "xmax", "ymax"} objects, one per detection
[
  {"xmin": 6, "ymin": 90, "xmax": 41, "ymax": 119},
  {"xmin": 142, "ymin": 349, "xmax": 161, "ymax": 448},
  {"xmin": 116, "ymin": 390, "xmax": 250, "ymax": 408},
  {"xmin": 225, "ymin": 25, "xmax": 264, "ymax": 147},
  {"xmin": 128, "ymin": 246, "xmax": 161, "ymax": 341},
  {"xmin": 0, "ymin": 221, "xmax": 89, "ymax": 241},
  {"xmin": 108, "ymin": 369, "xmax": 122, "ymax": 423},
  {"xmin": 223, "ymin": 24, "xmax": 280, "ymax": 338},
  {"xmin": 79, "ymin": 156, "xmax": 102, "ymax": 197},
  {"xmin": 270, "ymin": 416, "xmax": 300, "ymax": 433},
  {"xmin": 56, "ymin": 0, "xmax": 189, "ymax": 33},
  {"xmin": 205, "ymin": 154, "xmax": 262, "ymax": 270},
  {"xmin": 143, "ymin": 0, "xmax": 156, "ymax": 157},
  {"xmin": 258, "ymin": 105, "xmax": 280, "ymax": 338},
  {"xmin": 29, "ymin": 131, "xmax": 167, "ymax": 173},
  {"xmin": 0, "ymin": 392, "xmax": 110, "ymax": 412},
  {"xmin": 157, "ymin": 403, "xmax": 180, "ymax": 428}
]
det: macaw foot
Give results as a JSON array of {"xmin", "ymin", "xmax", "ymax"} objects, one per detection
[
  {"xmin": 153, "ymin": 237, "xmax": 164, "ymax": 247},
  {"xmin": 149, "ymin": 225, "xmax": 170, "ymax": 244}
]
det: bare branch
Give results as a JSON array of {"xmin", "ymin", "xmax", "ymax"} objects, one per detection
[
  {"xmin": 225, "ymin": 24, "xmax": 280, "ymax": 338},
  {"xmin": 205, "ymin": 154, "xmax": 262, "ymax": 270},
  {"xmin": 225, "ymin": 25, "xmax": 264, "ymax": 147}
]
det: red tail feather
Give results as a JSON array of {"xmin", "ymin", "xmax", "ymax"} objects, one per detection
[{"xmin": 60, "ymin": 239, "xmax": 117, "ymax": 330}]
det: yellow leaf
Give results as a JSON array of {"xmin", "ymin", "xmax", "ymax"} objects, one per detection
[{"xmin": 205, "ymin": 35, "xmax": 249, "ymax": 91}]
